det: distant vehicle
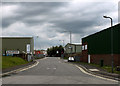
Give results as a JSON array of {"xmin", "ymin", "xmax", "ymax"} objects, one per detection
[{"xmin": 68, "ymin": 57, "xmax": 75, "ymax": 62}]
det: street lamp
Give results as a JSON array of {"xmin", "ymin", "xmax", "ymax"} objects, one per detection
[
  {"xmin": 34, "ymin": 36, "xmax": 39, "ymax": 50},
  {"xmin": 59, "ymin": 40, "xmax": 65, "ymax": 58},
  {"xmin": 63, "ymin": 31, "xmax": 72, "ymax": 44},
  {"xmin": 103, "ymin": 16, "xmax": 113, "ymax": 26},
  {"xmin": 103, "ymin": 15, "xmax": 114, "ymax": 73},
  {"xmin": 63, "ymin": 31, "xmax": 72, "ymax": 56}
]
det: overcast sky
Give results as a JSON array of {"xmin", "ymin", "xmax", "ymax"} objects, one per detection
[{"xmin": 1, "ymin": 0, "xmax": 119, "ymax": 50}]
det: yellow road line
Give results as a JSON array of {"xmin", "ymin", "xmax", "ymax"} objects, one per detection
[
  {"xmin": 1, "ymin": 61, "xmax": 39, "ymax": 76},
  {"xmin": 75, "ymin": 65, "xmax": 118, "ymax": 83}
]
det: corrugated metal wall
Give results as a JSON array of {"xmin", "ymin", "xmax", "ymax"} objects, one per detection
[
  {"xmin": 2, "ymin": 37, "xmax": 34, "ymax": 55},
  {"xmin": 82, "ymin": 24, "xmax": 120, "ymax": 54}
]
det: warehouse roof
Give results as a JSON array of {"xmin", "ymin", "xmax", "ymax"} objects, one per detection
[
  {"xmin": 0, "ymin": 36, "xmax": 33, "ymax": 39},
  {"xmin": 82, "ymin": 23, "xmax": 120, "ymax": 40},
  {"xmin": 65, "ymin": 43, "xmax": 82, "ymax": 47},
  {"xmin": 71, "ymin": 43, "xmax": 82, "ymax": 45}
]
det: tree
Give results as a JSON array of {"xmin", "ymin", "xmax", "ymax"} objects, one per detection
[{"xmin": 47, "ymin": 45, "xmax": 64, "ymax": 57}]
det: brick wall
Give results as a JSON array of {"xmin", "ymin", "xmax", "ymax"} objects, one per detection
[
  {"xmin": 81, "ymin": 42, "xmax": 120, "ymax": 66},
  {"xmin": 81, "ymin": 53, "xmax": 120, "ymax": 66},
  {"xmin": 90, "ymin": 54, "xmax": 120, "ymax": 66},
  {"xmin": 81, "ymin": 43, "xmax": 88, "ymax": 62},
  {"xmin": 81, "ymin": 50, "xmax": 88, "ymax": 63}
]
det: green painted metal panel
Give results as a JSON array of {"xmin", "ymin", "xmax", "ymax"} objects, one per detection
[
  {"xmin": 1, "ymin": 37, "xmax": 34, "ymax": 54},
  {"xmin": 82, "ymin": 24, "xmax": 120, "ymax": 54}
]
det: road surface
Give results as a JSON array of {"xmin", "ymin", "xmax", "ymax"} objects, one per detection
[{"xmin": 2, "ymin": 57, "xmax": 118, "ymax": 84}]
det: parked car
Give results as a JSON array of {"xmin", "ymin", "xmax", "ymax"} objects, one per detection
[{"xmin": 68, "ymin": 57, "xmax": 75, "ymax": 62}]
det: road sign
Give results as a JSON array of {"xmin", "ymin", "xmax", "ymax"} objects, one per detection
[
  {"xmin": 26, "ymin": 44, "xmax": 30, "ymax": 53},
  {"xmin": 6, "ymin": 50, "xmax": 20, "ymax": 54}
]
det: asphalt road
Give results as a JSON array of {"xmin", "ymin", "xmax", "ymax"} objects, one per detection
[{"xmin": 2, "ymin": 57, "xmax": 118, "ymax": 84}]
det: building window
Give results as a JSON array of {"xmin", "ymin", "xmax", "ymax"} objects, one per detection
[
  {"xmin": 85, "ymin": 45, "xmax": 87, "ymax": 50},
  {"xmin": 82, "ymin": 45, "xmax": 84, "ymax": 50}
]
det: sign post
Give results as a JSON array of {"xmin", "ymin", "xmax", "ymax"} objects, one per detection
[
  {"xmin": 26, "ymin": 44, "xmax": 31, "ymax": 61},
  {"xmin": 26, "ymin": 44, "xmax": 30, "ymax": 54},
  {"xmin": 88, "ymin": 55, "xmax": 90, "ymax": 63}
]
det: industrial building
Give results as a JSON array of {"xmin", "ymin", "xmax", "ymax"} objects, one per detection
[
  {"xmin": 65, "ymin": 43, "xmax": 82, "ymax": 54},
  {"xmin": 81, "ymin": 24, "xmax": 120, "ymax": 66},
  {"xmin": 34, "ymin": 50, "xmax": 46, "ymax": 58},
  {"xmin": 64, "ymin": 43, "xmax": 82, "ymax": 62},
  {"xmin": 1, "ymin": 37, "xmax": 34, "ymax": 61}
]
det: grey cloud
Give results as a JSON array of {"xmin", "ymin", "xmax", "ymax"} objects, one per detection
[
  {"xmin": 22, "ymin": 19, "xmax": 45, "ymax": 26},
  {"xmin": 49, "ymin": 2, "xmax": 117, "ymax": 34},
  {"xmin": 2, "ymin": 2, "xmax": 68, "ymax": 28},
  {"xmin": 2, "ymin": 17, "xmax": 16, "ymax": 28},
  {"xmin": 50, "ymin": 19, "xmax": 98, "ymax": 33},
  {"xmin": 2, "ymin": 2, "xmax": 118, "ymax": 49},
  {"xmin": 35, "ymin": 38, "xmax": 60, "ymax": 50},
  {"xmin": 2, "ymin": 2, "xmax": 116, "ymax": 29}
]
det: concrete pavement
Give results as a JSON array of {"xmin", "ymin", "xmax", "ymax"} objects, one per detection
[
  {"xmin": 71, "ymin": 62, "xmax": 120, "ymax": 81},
  {"xmin": 2, "ymin": 57, "xmax": 118, "ymax": 84}
]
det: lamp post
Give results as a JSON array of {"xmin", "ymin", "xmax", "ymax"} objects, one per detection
[
  {"xmin": 59, "ymin": 40, "xmax": 65, "ymax": 58},
  {"xmin": 34, "ymin": 36, "xmax": 39, "ymax": 50},
  {"xmin": 103, "ymin": 16, "xmax": 114, "ymax": 73},
  {"xmin": 69, "ymin": 31, "xmax": 72, "ymax": 56},
  {"xmin": 64, "ymin": 31, "xmax": 72, "ymax": 56},
  {"xmin": 63, "ymin": 31, "xmax": 72, "ymax": 44}
]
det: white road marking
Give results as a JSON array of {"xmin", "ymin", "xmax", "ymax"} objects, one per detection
[
  {"xmin": 18, "ymin": 57, "xmax": 47, "ymax": 72},
  {"xmin": 89, "ymin": 69, "xmax": 99, "ymax": 71},
  {"xmin": 46, "ymin": 68, "xmax": 56, "ymax": 70},
  {"xmin": 16, "ymin": 61, "xmax": 39, "ymax": 72},
  {"xmin": 75, "ymin": 65, "xmax": 118, "ymax": 83},
  {"xmin": 16, "ymin": 57, "xmax": 47, "ymax": 72}
]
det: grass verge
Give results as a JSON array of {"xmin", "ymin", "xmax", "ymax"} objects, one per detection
[{"xmin": 2, "ymin": 56, "xmax": 28, "ymax": 69}]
